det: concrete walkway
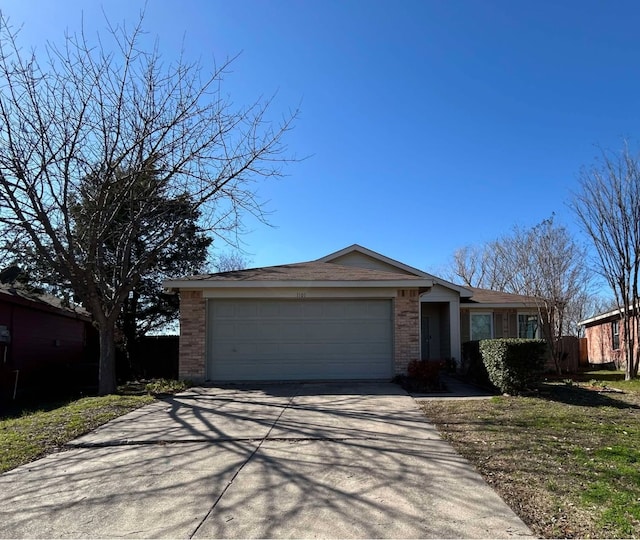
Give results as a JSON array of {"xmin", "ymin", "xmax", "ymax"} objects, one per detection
[
  {"xmin": 412, "ymin": 374, "xmax": 497, "ymax": 400},
  {"xmin": 0, "ymin": 382, "xmax": 532, "ymax": 539}
]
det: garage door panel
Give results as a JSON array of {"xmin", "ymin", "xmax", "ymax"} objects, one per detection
[
  {"xmin": 208, "ymin": 299, "xmax": 393, "ymax": 381},
  {"xmin": 212, "ymin": 321, "xmax": 237, "ymax": 337},
  {"xmin": 347, "ymin": 321, "xmax": 391, "ymax": 338},
  {"xmin": 212, "ymin": 341, "xmax": 254, "ymax": 356},
  {"xmin": 211, "ymin": 302, "xmax": 235, "ymax": 317},
  {"xmin": 252, "ymin": 322, "xmax": 287, "ymax": 340},
  {"xmin": 362, "ymin": 301, "xmax": 393, "ymax": 318},
  {"xmin": 256, "ymin": 302, "xmax": 280, "ymax": 317},
  {"xmin": 342, "ymin": 341, "xmax": 390, "ymax": 355},
  {"xmin": 320, "ymin": 302, "xmax": 347, "ymax": 317},
  {"xmin": 296, "ymin": 302, "xmax": 323, "ymax": 317},
  {"xmin": 213, "ymin": 359, "xmax": 386, "ymax": 381}
]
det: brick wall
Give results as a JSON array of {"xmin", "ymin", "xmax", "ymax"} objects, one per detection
[
  {"xmin": 394, "ymin": 289, "xmax": 420, "ymax": 374},
  {"xmin": 178, "ymin": 290, "xmax": 206, "ymax": 382},
  {"xmin": 585, "ymin": 318, "xmax": 625, "ymax": 367}
]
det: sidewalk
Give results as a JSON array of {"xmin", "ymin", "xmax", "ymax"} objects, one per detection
[{"xmin": 411, "ymin": 374, "xmax": 497, "ymax": 400}]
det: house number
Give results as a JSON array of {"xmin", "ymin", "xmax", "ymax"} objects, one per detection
[{"xmin": 296, "ymin": 292, "xmax": 306, "ymax": 299}]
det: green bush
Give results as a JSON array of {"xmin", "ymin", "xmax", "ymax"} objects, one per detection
[{"xmin": 479, "ymin": 338, "xmax": 547, "ymax": 395}]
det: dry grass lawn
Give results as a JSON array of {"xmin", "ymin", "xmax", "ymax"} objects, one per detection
[
  {"xmin": 0, "ymin": 394, "xmax": 154, "ymax": 474},
  {"xmin": 420, "ymin": 373, "xmax": 640, "ymax": 539}
]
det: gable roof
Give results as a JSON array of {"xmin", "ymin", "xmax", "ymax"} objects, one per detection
[
  {"xmin": 164, "ymin": 243, "xmax": 476, "ymax": 296},
  {"xmin": 319, "ymin": 244, "xmax": 429, "ymax": 276},
  {"xmin": 164, "ymin": 260, "xmax": 434, "ymax": 290},
  {"xmin": 320, "ymin": 244, "xmax": 473, "ymax": 297}
]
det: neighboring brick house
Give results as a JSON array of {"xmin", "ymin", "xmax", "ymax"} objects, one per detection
[
  {"xmin": 164, "ymin": 244, "xmax": 543, "ymax": 383},
  {"xmin": 0, "ymin": 285, "xmax": 97, "ymax": 399},
  {"xmin": 580, "ymin": 308, "xmax": 631, "ymax": 368}
]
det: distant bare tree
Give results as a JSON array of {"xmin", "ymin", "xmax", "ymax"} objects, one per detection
[
  {"xmin": 507, "ymin": 218, "xmax": 591, "ymax": 373},
  {"xmin": 212, "ymin": 251, "xmax": 252, "ymax": 272},
  {"xmin": 448, "ymin": 242, "xmax": 513, "ymax": 291},
  {"xmin": 565, "ymin": 292, "xmax": 617, "ymax": 338},
  {"xmin": 446, "ymin": 217, "xmax": 591, "ymax": 373},
  {"xmin": 450, "ymin": 245, "xmax": 486, "ymax": 288},
  {"xmin": 0, "ymin": 14, "xmax": 296, "ymax": 394},
  {"xmin": 449, "ymin": 245, "xmax": 483, "ymax": 287},
  {"xmin": 572, "ymin": 142, "xmax": 640, "ymax": 380}
]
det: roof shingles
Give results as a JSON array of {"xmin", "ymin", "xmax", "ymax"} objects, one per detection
[
  {"xmin": 463, "ymin": 287, "xmax": 540, "ymax": 305},
  {"xmin": 177, "ymin": 262, "xmax": 426, "ymax": 282}
]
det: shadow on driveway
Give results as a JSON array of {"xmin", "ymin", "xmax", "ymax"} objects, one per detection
[{"xmin": 0, "ymin": 382, "xmax": 533, "ymax": 539}]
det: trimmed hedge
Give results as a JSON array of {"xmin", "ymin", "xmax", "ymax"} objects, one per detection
[{"xmin": 479, "ymin": 338, "xmax": 547, "ymax": 395}]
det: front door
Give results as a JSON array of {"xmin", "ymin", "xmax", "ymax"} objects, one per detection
[
  {"xmin": 421, "ymin": 304, "xmax": 442, "ymax": 360},
  {"xmin": 421, "ymin": 316, "xmax": 431, "ymax": 360}
]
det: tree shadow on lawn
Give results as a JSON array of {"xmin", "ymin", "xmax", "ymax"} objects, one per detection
[
  {"xmin": 578, "ymin": 372, "xmax": 624, "ymax": 382},
  {"xmin": 537, "ymin": 382, "xmax": 640, "ymax": 409},
  {"xmin": 0, "ymin": 396, "xmax": 79, "ymax": 421}
]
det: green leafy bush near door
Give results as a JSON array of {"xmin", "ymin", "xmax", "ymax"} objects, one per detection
[{"xmin": 479, "ymin": 338, "xmax": 547, "ymax": 394}]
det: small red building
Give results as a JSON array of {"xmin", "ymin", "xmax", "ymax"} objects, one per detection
[
  {"xmin": 580, "ymin": 308, "xmax": 628, "ymax": 368},
  {"xmin": 0, "ymin": 285, "xmax": 97, "ymax": 400}
]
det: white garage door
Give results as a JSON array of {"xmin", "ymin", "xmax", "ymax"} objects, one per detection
[{"xmin": 207, "ymin": 299, "xmax": 393, "ymax": 381}]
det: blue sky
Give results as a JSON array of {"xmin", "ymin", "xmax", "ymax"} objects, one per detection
[{"xmin": 3, "ymin": 0, "xmax": 640, "ymax": 276}]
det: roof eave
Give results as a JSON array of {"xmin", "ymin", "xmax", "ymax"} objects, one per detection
[
  {"xmin": 579, "ymin": 308, "xmax": 623, "ymax": 327},
  {"xmin": 163, "ymin": 278, "xmax": 434, "ymax": 291},
  {"xmin": 461, "ymin": 302, "xmax": 540, "ymax": 309},
  {"xmin": 439, "ymin": 280, "xmax": 473, "ymax": 297}
]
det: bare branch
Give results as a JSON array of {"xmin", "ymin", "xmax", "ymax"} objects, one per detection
[
  {"xmin": 0, "ymin": 12, "xmax": 297, "ymax": 393},
  {"xmin": 571, "ymin": 141, "xmax": 640, "ymax": 379}
]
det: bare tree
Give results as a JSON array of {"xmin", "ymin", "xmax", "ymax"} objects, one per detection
[
  {"xmin": 565, "ymin": 292, "xmax": 617, "ymax": 338},
  {"xmin": 212, "ymin": 251, "xmax": 252, "ymax": 272},
  {"xmin": 446, "ymin": 217, "xmax": 591, "ymax": 373},
  {"xmin": 572, "ymin": 143, "xmax": 640, "ymax": 380},
  {"xmin": 448, "ymin": 245, "xmax": 483, "ymax": 287},
  {"xmin": 507, "ymin": 218, "xmax": 591, "ymax": 373},
  {"xmin": 0, "ymin": 14, "xmax": 296, "ymax": 394},
  {"xmin": 448, "ymin": 242, "xmax": 512, "ymax": 290}
]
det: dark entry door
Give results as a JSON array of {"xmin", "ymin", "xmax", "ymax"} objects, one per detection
[
  {"xmin": 421, "ymin": 304, "xmax": 442, "ymax": 360},
  {"xmin": 421, "ymin": 316, "xmax": 431, "ymax": 360}
]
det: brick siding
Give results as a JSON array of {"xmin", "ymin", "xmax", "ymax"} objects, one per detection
[
  {"xmin": 394, "ymin": 289, "xmax": 420, "ymax": 374},
  {"xmin": 178, "ymin": 290, "xmax": 206, "ymax": 382},
  {"xmin": 585, "ymin": 317, "xmax": 626, "ymax": 367}
]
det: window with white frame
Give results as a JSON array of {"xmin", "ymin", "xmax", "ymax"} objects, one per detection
[
  {"xmin": 470, "ymin": 312, "xmax": 493, "ymax": 341},
  {"xmin": 518, "ymin": 313, "xmax": 540, "ymax": 338}
]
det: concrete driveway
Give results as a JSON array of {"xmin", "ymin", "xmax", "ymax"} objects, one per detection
[{"xmin": 0, "ymin": 382, "xmax": 532, "ymax": 539}]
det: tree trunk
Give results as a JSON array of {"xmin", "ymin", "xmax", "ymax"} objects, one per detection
[
  {"xmin": 541, "ymin": 317, "xmax": 561, "ymax": 375},
  {"xmin": 632, "ymin": 314, "xmax": 640, "ymax": 380},
  {"xmin": 98, "ymin": 323, "xmax": 117, "ymax": 395},
  {"xmin": 624, "ymin": 314, "xmax": 634, "ymax": 381},
  {"xmin": 123, "ymin": 290, "xmax": 139, "ymax": 378}
]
